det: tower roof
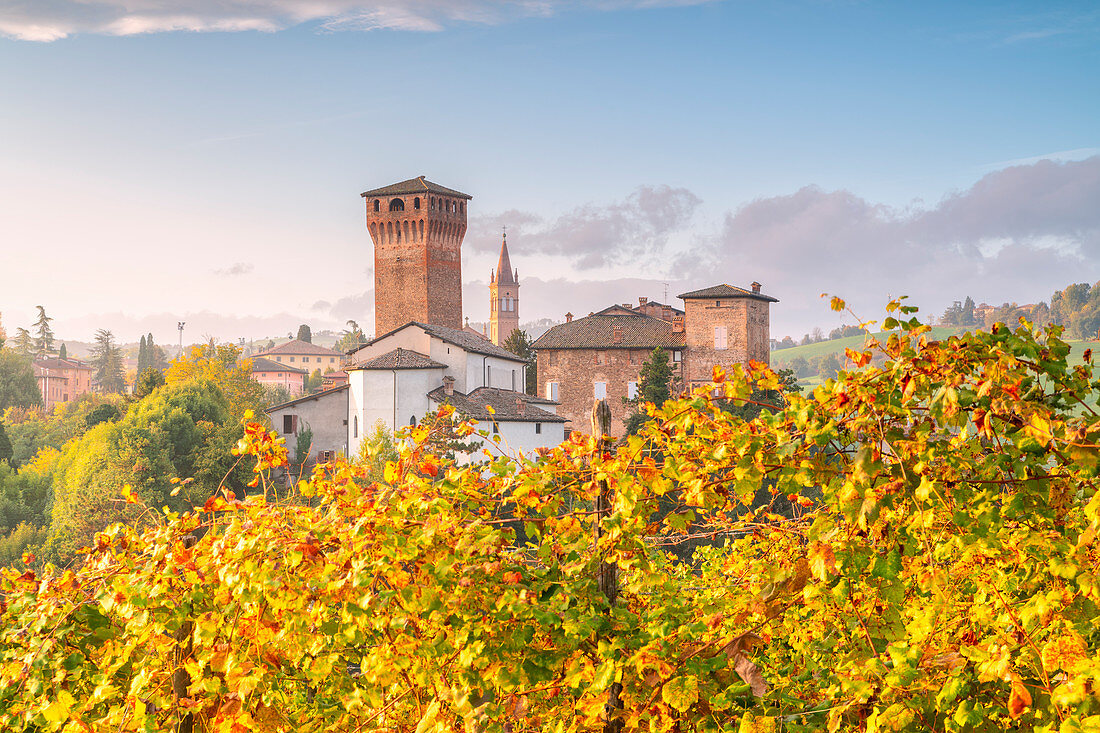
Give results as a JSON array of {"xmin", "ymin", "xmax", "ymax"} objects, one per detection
[
  {"xmin": 360, "ymin": 176, "xmax": 472, "ymax": 200},
  {"xmin": 677, "ymin": 283, "xmax": 778, "ymax": 303},
  {"xmin": 495, "ymin": 231, "xmax": 517, "ymax": 285}
]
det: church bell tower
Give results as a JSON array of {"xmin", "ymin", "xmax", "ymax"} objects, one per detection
[
  {"xmin": 361, "ymin": 176, "xmax": 471, "ymax": 336},
  {"xmin": 489, "ymin": 229, "xmax": 519, "ymax": 345}
]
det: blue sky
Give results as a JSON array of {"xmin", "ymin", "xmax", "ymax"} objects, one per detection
[{"xmin": 1, "ymin": 0, "xmax": 1097, "ymax": 344}]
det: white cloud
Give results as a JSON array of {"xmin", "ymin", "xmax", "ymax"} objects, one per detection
[
  {"xmin": 683, "ymin": 156, "xmax": 1100, "ymax": 336},
  {"xmin": 467, "ymin": 184, "xmax": 701, "ymax": 270},
  {"xmin": 0, "ymin": 0, "xmax": 719, "ymax": 41}
]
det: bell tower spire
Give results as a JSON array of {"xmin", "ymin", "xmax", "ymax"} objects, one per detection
[{"xmin": 489, "ymin": 227, "xmax": 520, "ymax": 345}]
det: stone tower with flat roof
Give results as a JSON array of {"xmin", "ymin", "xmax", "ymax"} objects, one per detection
[
  {"xmin": 489, "ymin": 230, "xmax": 520, "ymax": 345},
  {"xmin": 361, "ymin": 176, "xmax": 471, "ymax": 336}
]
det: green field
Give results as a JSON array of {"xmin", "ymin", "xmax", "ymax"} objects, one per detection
[{"xmin": 773, "ymin": 327, "xmax": 1100, "ymax": 388}]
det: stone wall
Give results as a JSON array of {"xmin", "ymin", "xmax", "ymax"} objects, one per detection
[
  {"xmin": 682, "ymin": 298, "xmax": 771, "ymax": 386},
  {"xmin": 365, "ymin": 193, "xmax": 466, "ymax": 335},
  {"xmin": 536, "ymin": 347, "xmax": 684, "ymax": 438}
]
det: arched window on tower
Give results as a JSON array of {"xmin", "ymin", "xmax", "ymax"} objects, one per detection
[
  {"xmin": 389, "ymin": 198, "xmax": 405, "ymax": 212},
  {"xmin": 373, "ymin": 199, "xmax": 380, "ymax": 212},
  {"xmin": 460, "ymin": 202, "xmax": 464, "ymax": 214},
  {"xmin": 414, "ymin": 197, "xmax": 421, "ymax": 210}
]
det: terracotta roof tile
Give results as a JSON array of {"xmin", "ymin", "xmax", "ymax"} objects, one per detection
[
  {"xmin": 351, "ymin": 322, "xmax": 525, "ymax": 363},
  {"xmin": 351, "ymin": 348, "xmax": 447, "ymax": 371},
  {"xmin": 264, "ymin": 384, "xmax": 348, "ymax": 412},
  {"xmin": 677, "ymin": 283, "xmax": 778, "ymax": 303},
  {"xmin": 428, "ymin": 387, "xmax": 567, "ymax": 423},
  {"xmin": 256, "ymin": 339, "xmax": 344, "ymax": 358},
  {"xmin": 532, "ymin": 313, "xmax": 686, "ymax": 350},
  {"xmin": 249, "ymin": 357, "xmax": 308, "ymax": 374},
  {"xmin": 360, "ymin": 176, "xmax": 472, "ymax": 200}
]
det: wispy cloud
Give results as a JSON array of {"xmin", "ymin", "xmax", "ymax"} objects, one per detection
[
  {"xmin": 0, "ymin": 0, "xmax": 720, "ymax": 41},
  {"xmin": 213, "ymin": 262, "xmax": 254, "ymax": 276},
  {"xmin": 468, "ymin": 184, "xmax": 701, "ymax": 270}
]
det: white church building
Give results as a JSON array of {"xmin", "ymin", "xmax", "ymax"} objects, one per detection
[{"xmin": 266, "ymin": 320, "xmax": 566, "ymax": 464}]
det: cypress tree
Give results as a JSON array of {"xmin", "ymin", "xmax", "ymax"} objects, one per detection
[
  {"xmin": 138, "ymin": 335, "xmax": 147, "ymax": 374},
  {"xmin": 58, "ymin": 343, "xmax": 67, "ymax": 360}
]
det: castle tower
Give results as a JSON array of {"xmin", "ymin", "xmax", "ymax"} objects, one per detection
[
  {"xmin": 489, "ymin": 229, "xmax": 519, "ymax": 345},
  {"xmin": 361, "ymin": 176, "xmax": 471, "ymax": 336}
]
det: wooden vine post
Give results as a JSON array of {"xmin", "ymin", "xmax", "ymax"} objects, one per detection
[
  {"xmin": 174, "ymin": 534, "xmax": 198, "ymax": 733},
  {"xmin": 591, "ymin": 399, "xmax": 623, "ymax": 733}
]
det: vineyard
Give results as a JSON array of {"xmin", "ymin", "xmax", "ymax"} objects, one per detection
[{"xmin": 1, "ymin": 300, "xmax": 1098, "ymax": 732}]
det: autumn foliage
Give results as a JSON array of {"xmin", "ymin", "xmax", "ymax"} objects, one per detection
[{"xmin": 2, "ymin": 301, "xmax": 1099, "ymax": 732}]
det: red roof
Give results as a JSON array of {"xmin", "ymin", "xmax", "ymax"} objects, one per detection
[{"xmin": 256, "ymin": 339, "xmax": 344, "ymax": 358}]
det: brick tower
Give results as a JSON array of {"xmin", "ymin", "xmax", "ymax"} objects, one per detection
[
  {"xmin": 489, "ymin": 229, "xmax": 520, "ymax": 345},
  {"xmin": 361, "ymin": 176, "xmax": 471, "ymax": 336}
]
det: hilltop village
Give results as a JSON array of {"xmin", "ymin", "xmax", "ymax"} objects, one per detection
[{"xmin": 264, "ymin": 176, "xmax": 777, "ymax": 459}]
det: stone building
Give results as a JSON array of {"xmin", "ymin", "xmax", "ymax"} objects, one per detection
[
  {"xmin": 532, "ymin": 282, "xmax": 777, "ymax": 437},
  {"xmin": 361, "ymin": 176, "xmax": 471, "ymax": 335},
  {"xmin": 489, "ymin": 231, "xmax": 519, "ymax": 345},
  {"xmin": 254, "ymin": 339, "xmax": 344, "ymax": 372},
  {"xmin": 249, "ymin": 356, "xmax": 308, "ymax": 395},
  {"xmin": 33, "ymin": 357, "xmax": 93, "ymax": 410}
]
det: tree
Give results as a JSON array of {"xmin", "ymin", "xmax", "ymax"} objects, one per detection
[
  {"xmin": 133, "ymin": 367, "xmax": 166, "ymax": 399},
  {"xmin": 0, "ymin": 313, "xmax": 5, "ymax": 349},
  {"xmin": 42, "ymin": 379, "xmax": 250, "ymax": 563},
  {"xmin": 294, "ymin": 422, "xmax": 313, "ymax": 465},
  {"xmin": 57, "ymin": 343, "xmax": 67, "ymax": 360},
  {"xmin": 623, "ymin": 346, "xmax": 674, "ymax": 435},
  {"xmin": 143, "ymin": 333, "xmax": 168, "ymax": 371},
  {"xmin": 335, "ymin": 320, "xmax": 367, "ymax": 353},
  {"xmin": 305, "ymin": 369, "xmax": 324, "ymax": 394},
  {"xmin": 297, "ymin": 324, "xmax": 312, "ymax": 344},
  {"xmin": 10, "ymin": 328, "xmax": 33, "ymax": 357},
  {"xmin": 0, "ymin": 422, "xmax": 12, "ymax": 465},
  {"xmin": 90, "ymin": 329, "xmax": 125, "ymax": 394},
  {"xmin": 0, "ymin": 350, "xmax": 41, "ymax": 411},
  {"xmin": 137, "ymin": 335, "xmax": 147, "ymax": 375},
  {"xmin": 962, "ymin": 295, "xmax": 977, "ymax": 325},
  {"xmin": 166, "ymin": 342, "xmax": 264, "ymax": 419},
  {"xmin": 501, "ymin": 328, "xmax": 537, "ymax": 394},
  {"xmin": 32, "ymin": 306, "xmax": 54, "ymax": 356}
]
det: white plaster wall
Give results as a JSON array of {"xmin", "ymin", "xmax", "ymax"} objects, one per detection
[
  {"xmin": 348, "ymin": 327, "xmax": 431, "ymax": 365},
  {"xmin": 427, "ymin": 337, "xmax": 471, "ymax": 392},
  {"xmin": 393, "ymin": 368, "xmax": 442, "ymax": 428},
  {"xmin": 464, "ymin": 353, "xmax": 527, "ymax": 391},
  {"xmin": 348, "ymin": 367, "xmax": 446, "ymax": 456}
]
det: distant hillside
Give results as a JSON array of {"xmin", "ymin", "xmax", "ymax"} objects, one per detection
[{"xmin": 772, "ymin": 325, "xmax": 1100, "ymax": 387}]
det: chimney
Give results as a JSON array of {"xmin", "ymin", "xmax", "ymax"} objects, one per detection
[
  {"xmin": 622, "ymin": 303, "xmax": 631, "ymax": 309},
  {"xmin": 612, "ymin": 324, "xmax": 623, "ymax": 344},
  {"xmin": 638, "ymin": 296, "xmax": 648, "ymax": 307},
  {"xmin": 443, "ymin": 376, "xmax": 455, "ymax": 396},
  {"xmin": 565, "ymin": 312, "xmax": 574, "ymax": 323},
  {"xmin": 751, "ymin": 281, "xmax": 761, "ymax": 294},
  {"xmin": 663, "ymin": 305, "xmax": 671, "ymax": 321},
  {"xmin": 515, "ymin": 397, "xmax": 525, "ymax": 416},
  {"xmin": 673, "ymin": 315, "xmax": 684, "ymax": 333}
]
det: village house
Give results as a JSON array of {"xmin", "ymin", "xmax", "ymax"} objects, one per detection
[
  {"xmin": 532, "ymin": 283, "xmax": 777, "ymax": 437},
  {"xmin": 249, "ymin": 356, "xmax": 308, "ymax": 395},
  {"xmin": 254, "ymin": 339, "xmax": 344, "ymax": 372},
  {"xmin": 33, "ymin": 357, "xmax": 94, "ymax": 410}
]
